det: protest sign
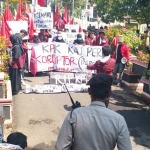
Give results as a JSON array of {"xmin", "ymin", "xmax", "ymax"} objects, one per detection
[
  {"xmin": 7, "ymin": 21, "xmax": 28, "ymax": 34},
  {"xmin": 28, "ymin": 42, "xmax": 102, "ymax": 73},
  {"xmin": 65, "ymin": 24, "xmax": 79, "ymax": 32},
  {"xmin": 62, "ymin": 32, "xmax": 85, "ymax": 44},
  {"xmin": 34, "ymin": 12, "xmax": 53, "ymax": 29},
  {"xmin": 49, "ymin": 72, "xmax": 89, "ymax": 85}
]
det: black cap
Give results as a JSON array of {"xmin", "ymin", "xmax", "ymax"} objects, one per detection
[{"xmin": 87, "ymin": 73, "xmax": 113, "ymax": 90}]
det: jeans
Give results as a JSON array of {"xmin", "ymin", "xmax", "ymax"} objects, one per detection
[{"xmin": 113, "ymin": 63, "xmax": 125, "ymax": 83}]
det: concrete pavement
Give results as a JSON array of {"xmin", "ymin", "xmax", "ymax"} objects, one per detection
[{"xmin": 12, "ymin": 75, "xmax": 150, "ymax": 150}]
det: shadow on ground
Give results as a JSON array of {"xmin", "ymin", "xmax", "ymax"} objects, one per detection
[
  {"xmin": 28, "ymin": 141, "xmax": 55, "ymax": 150},
  {"xmin": 110, "ymin": 89, "xmax": 150, "ymax": 149}
]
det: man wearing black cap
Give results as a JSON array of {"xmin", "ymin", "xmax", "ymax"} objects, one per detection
[{"xmin": 55, "ymin": 73, "xmax": 132, "ymax": 150}]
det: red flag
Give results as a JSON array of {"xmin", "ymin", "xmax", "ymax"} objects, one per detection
[
  {"xmin": 16, "ymin": 0, "xmax": 23, "ymax": 20},
  {"xmin": 25, "ymin": 11, "xmax": 30, "ymax": 25},
  {"xmin": 3, "ymin": 2, "xmax": 15, "ymax": 21},
  {"xmin": 111, "ymin": 36, "xmax": 118, "ymax": 46},
  {"xmin": 1, "ymin": 15, "xmax": 11, "ymax": 46},
  {"xmin": 38, "ymin": 0, "xmax": 45, "ymax": 6},
  {"xmin": 70, "ymin": 18, "xmax": 74, "ymax": 25},
  {"xmin": 24, "ymin": 2, "xmax": 29, "ymax": 13},
  {"xmin": 29, "ymin": 16, "xmax": 35, "ymax": 39},
  {"xmin": 63, "ymin": 6, "xmax": 69, "ymax": 24},
  {"xmin": 54, "ymin": 5, "xmax": 59, "ymax": 25},
  {"xmin": 30, "ymin": 47, "xmax": 37, "ymax": 76},
  {"xmin": 1, "ymin": 16, "xmax": 6, "ymax": 37},
  {"xmin": 78, "ymin": 25, "xmax": 82, "ymax": 33}
]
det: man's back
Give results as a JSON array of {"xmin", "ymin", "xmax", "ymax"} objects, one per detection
[{"xmin": 55, "ymin": 101, "xmax": 132, "ymax": 150}]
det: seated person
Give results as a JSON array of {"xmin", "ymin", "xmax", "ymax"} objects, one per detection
[
  {"xmin": 73, "ymin": 34, "xmax": 85, "ymax": 45},
  {"xmin": 7, "ymin": 132, "xmax": 27, "ymax": 150},
  {"xmin": 29, "ymin": 33, "xmax": 41, "ymax": 43},
  {"xmin": 87, "ymin": 46, "xmax": 116, "ymax": 76}
]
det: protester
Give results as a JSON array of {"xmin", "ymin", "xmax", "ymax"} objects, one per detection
[
  {"xmin": 64, "ymin": 29, "xmax": 69, "ymax": 32},
  {"xmin": 29, "ymin": 33, "xmax": 41, "ymax": 43},
  {"xmin": 9, "ymin": 29, "xmax": 28, "ymax": 94},
  {"xmin": 73, "ymin": 34, "xmax": 85, "ymax": 45},
  {"xmin": 112, "ymin": 35, "xmax": 130, "ymax": 86},
  {"xmin": 38, "ymin": 29, "xmax": 45, "ymax": 42},
  {"xmin": 88, "ymin": 32, "xmax": 96, "ymax": 45},
  {"xmin": 87, "ymin": 46, "xmax": 115, "ymax": 76},
  {"xmin": 21, "ymin": 36, "xmax": 29, "ymax": 85},
  {"xmin": 95, "ymin": 29, "xmax": 108, "ymax": 46},
  {"xmin": 44, "ymin": 29, "xmax": 52, "ymax": 42},
  {"xmin": 55, "ymin": 73, "xmax": 132, "ymax": 150},
  {"xmin": 53, "ymin": 30, "xmax": 65, "ymax": 43},
  {"xmin": 7, "ymin": 132, "xmax": 27, "ymax": 150},
  {"xmin": 71, "ymin": 29, "xmax": 76, "ymax": 33}
]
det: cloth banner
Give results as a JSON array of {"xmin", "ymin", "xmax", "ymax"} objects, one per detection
[
  {"xmin": 28, "ymin": 42, "xmax": 102, "ymax": 72},
  {"xmin": 34, "ymin": 12, "xmax": 53, "ymax": 29}
]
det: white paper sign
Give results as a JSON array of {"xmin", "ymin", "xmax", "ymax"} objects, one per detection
[
  {"xmin": 65, "ymin": 24, "xmax": 79, "ymax": 31},
  {"xmin": 28, "ymin": 42, "xmax": 102, "ymax": 72},
  {"xmin": 7, "ymin": 21, "xmax": 28, "ymax": 34},
  {"xmin": 34, "ymin": 12, "xmax": 53, "ymax": 29},
  {"xmin": 62, "ymin": 33, "xmax": 85, "ymax": 44}
]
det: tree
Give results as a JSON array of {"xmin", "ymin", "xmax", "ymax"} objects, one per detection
[{"xmin": 93, "ymin": 0, "xmax": 150, "ymax": 26}]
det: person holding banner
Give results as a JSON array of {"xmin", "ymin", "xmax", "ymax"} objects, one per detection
[
  {"xmin": 88, "ymin": 32, "xmax": 96, "ymax": 46},
  {"xmin": 87, "ymin": 46, "xmax": 115, "ymax": 76},
  {"xmin": 53, "ymin": 30, "xmax": 65, "ymax": 43},
  {"xmin": 29, "ymin": 33, "xmax": 41, "ymax": 43},
  {"xmin": 95, "ymin": 29, "xmax": 109, "ymax": 46},
  {"xmin": 9, "ymin": 29, "xmax": 28, "ymax": 94},
  {"xmin": 73, "ymin": 34, "xmax": 85, "ymax": 45}
]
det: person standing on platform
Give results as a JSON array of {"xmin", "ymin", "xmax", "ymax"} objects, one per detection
[
  {"xmin": 95, "ymin": 29, "xmax": 109, "ymax": 46},
  {"xmin": 112, "ymin": 35, "xmax": 130, "ymax": 86},
  {"xmin": 9, "ymin": 29, "xmax": 28, "ymax": 94}
]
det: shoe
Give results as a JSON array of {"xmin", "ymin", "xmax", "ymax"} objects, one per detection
[{"xmin": 117, "ymin": 83, "xmax": 121, "ymax": 87}]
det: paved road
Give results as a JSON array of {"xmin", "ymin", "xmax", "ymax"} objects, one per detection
[{"xmin": 12, "ymin": 74, "xmax": 150, "ymax": 150}]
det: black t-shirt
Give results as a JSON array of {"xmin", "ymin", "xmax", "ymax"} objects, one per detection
[{"xmin": 116, "ymin": 45, "xmax": 123, "ymax": 63}]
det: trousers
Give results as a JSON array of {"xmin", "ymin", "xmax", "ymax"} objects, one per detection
[{"xmin": 113, "ymin": 62, "xmax": 125, "ymax": 83}]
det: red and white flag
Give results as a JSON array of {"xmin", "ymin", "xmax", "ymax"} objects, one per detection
[{"xmin": 30, "ymin": 47, "xmax": 38, "ymax": 76}]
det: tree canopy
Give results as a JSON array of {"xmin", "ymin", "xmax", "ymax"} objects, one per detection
[{"xmin": 93, "ymin": 0, "xmax": 150, "ymax": 26}]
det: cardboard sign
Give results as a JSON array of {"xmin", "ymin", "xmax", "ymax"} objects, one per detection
[
  {"xmin": 28, "ymin": 42, "xmax": 102, "ymax": 72},
  {"xmin": 34, "ymin": 12, "xmax": 53, "ymax": 29}
]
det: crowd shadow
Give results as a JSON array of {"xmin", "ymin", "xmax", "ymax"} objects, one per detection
[
  {"xmin": 28, "ymin": 141, "xmax": 55, "ymax": 150},
  {"xmin": 110, "ymin": 89, "xmax": 150, "ymax": 149}
]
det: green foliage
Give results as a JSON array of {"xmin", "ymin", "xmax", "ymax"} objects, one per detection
[
  {"xmin": 105, "ymin": 25, "xmax": 143, "ymax": 55},
  {"xmin": 93, "ymin": 0, "xmax": 150, "ymax": 26}
]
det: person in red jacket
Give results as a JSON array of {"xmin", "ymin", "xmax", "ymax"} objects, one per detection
[
  {"xmin": 87, "ymin": 46, "xmax": 116, "ymax": 76},
  {"xmin": 94, "ymin": 29, "xmax": 108, "ymax": 46},
  {"xmin": 112, "ymin": 35, "xmax": 130, "ymax": 86}
]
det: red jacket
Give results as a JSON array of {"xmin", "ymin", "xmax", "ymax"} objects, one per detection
[
  {"xmin": 94, "ymin": 36, "xmax": 108, "ymax": 46},
  {"xmin": 85, "ymin": 38, "xmax": 96, "ymax": 45},
  {"xmin": 87, "ymin": 57, "xmax": 116, "ymax": 76},
  {"xmin": 112, "ymin": 44, "xmax": 130, "ymax": 62}
]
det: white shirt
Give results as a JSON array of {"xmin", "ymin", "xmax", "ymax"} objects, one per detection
[{"xmin": 55, "ymin": 101, "xmax": 132, "ymax": 150}]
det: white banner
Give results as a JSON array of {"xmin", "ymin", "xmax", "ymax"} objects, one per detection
[
  {"xmin": 62, "ymin": 32, "xmax": 85, "ymax": 44},
  {"xmin": 7, "ymin": 21, "xmax": 28, "ymax": 34},
  {"xmin": 28, "ymin": 42, "xmax": 102, "ymax": 72},
  {"xmin": 65, "ymin": 24, "xmax": 79, "ymax": 32},
  {"xmin": 82, "ymin": 9, "xmax": 93, "ymax": 18},
  {"xmin": 34, "ymin": 12, "xmax": 53, "ymax": 29}
]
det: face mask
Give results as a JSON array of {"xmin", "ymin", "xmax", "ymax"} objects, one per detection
[
  {"xmin": 58, "ymin": 36, "xmax": 62, "ymax": 40},
  {"xmin": 77, "ymin": 38, "xmax": 82, "ymax": 40}
]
